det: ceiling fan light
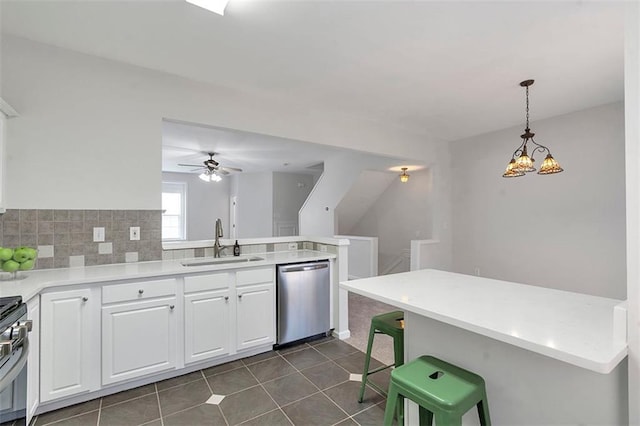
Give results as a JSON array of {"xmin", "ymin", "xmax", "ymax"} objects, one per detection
[
  {"xmin": 199, "ymin": 172, "xmax": 210, "ymax": 182},
  {"xmin": 212, "ymin": 173, "xmax": 222, "ymax": 182},
  {"xmin": 185, "ymin": 0, "xmax": 229, "ymax": 15},
  {"xmin": 537, "ymin": 154, "xmax": 564, "ymax": 175}
]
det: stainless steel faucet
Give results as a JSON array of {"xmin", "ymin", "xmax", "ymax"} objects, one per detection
[{"xmin": 214, "ymin": 218, "xmax": 227, "ymax": 258}]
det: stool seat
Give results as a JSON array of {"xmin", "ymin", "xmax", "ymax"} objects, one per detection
[
  {"xmin": 384, "ymin": 356, "xmax": 491, "ymax": 426},
  {"xmin": 370, "ymin": 310, "xmax": 405, "ymax": 339},
  {"xmin": 358, "ymin": 311, "xmax": 404, "ymax": 404}
]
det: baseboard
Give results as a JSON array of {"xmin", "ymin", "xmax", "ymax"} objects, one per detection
[{"xmin": 333, "ymin": 329, "xmax": 351, "ymax": 340}]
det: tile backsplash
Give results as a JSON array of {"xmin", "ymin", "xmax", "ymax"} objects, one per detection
[{"xmin": 0, "ymin": 209, "xmax": 162, "ymax": 269}]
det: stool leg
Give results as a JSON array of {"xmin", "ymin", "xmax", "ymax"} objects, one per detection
[
  {"xmin": 383, "ymin": 383, "xmax": 400, "ymax": 426},
  {"xmin": 392, "ymin": 332, "xmax": 405, "ymax": 421},
  {"xmin": 477, "ymin": 397, "xmax": 491, "ymax": 426},
  {"xmin": 396, "ymin": 395, "xmax": 404, "ymax": 426},
  {"xmin": 358, "ymin": 324, "xmax": 377, "ymax": 403},
  {"xmin": 393, "ymin": 330, "xmax": 404, "ymax": 368},
  {"xmin": 418, "ymin": 406, "xmax": 433, "ymax": 426}
]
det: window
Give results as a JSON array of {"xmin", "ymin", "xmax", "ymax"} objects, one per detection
[{"xmin": 162, "ymin": 182, "xmax": 187, "ymax": 240}]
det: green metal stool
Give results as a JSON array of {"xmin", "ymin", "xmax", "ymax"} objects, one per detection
[
  {"xmin": 383, "ymin": 355, "xmax": 491, "ymax": 426},
  {"xmin": 358, "ymin": 310, "xmax": 405, "ymax": 403}
]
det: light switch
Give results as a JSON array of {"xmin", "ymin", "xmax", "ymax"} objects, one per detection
[
  {"xmin": 130, "ymin": 227, "xmax": 140, "ymax": 241},
  {"xmin": 93, "ymin": 227, "xmax": 105, "ymax": 242}
]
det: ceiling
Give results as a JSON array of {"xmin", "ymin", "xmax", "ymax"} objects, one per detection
[
  {"xmin": 1, "ymin": 0, "xmax": 625, "ymax": 143},
  {"xmin": 162, "ymin": 119, "xmax": 411, "ymax": 174},
  {"xmin": 164, "ymin": 119, "xmax": 326, "ymax": 173}
]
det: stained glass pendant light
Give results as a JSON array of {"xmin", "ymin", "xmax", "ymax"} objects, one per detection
[{"xmin": 502, "ymin": 80, "xmax": 563, "ymax": 178}]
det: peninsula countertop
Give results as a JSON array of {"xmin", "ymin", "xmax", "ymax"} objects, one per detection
[
  {"xmin": 340, "ymin": 269, "xmax": 627, "ymax": 373},
  {"xmin": 0, "ymin": 249, "xmax": 335, "ymax": 301}
]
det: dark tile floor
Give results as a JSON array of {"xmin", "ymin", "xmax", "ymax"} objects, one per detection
[{"xmin": 33, "ymin": 338, "xmax": 392, "ymax": 426}]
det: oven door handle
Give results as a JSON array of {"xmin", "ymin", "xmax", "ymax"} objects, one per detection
[{"xmin": 0, "ymin": 337, "xmax": 28, "ymax": 393}]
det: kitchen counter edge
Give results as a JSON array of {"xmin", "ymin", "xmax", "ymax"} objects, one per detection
[{"xmin": 1, "ymin": 250, "xmax": 335, "ymax": 301}]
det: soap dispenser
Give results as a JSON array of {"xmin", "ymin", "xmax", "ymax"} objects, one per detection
[{"xmin": 233, "ymin": 240, "xmax": 240, "ymax": 256}]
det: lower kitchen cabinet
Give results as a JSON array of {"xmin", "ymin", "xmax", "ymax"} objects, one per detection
[
  {"xmin": 26, "ymin": 296, "xmax": 39, "ymax": 422},
  {"xmin": 236, "ymin": 283, "xmax": 275, "ymax": 351},
  {"xmin": 102, "ymin": 297, "xmax": 178, "ymax": 385},
  {"xmin": 184, "ymin": 289, "xmax": 231, "ymax": 364},
  {"xmin": 40, "ymin": 288, "xmax": 98, "ymax": 403},
  {"xmin": 34, "ymin": 265, "xmax": 278, "ymax": 414}
]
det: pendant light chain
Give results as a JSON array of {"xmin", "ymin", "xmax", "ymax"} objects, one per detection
[{"xmin": 525, "ymin": 84, "xmax": 530, "ymax": 130}]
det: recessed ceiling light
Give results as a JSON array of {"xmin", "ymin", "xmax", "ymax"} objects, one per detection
[{"xmin": 185, "ymin": 0, "xmax": 230, "ymax": 16}]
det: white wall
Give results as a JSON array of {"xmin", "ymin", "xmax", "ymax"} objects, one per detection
[
  {"xmin": 272, "ymin": 172, "xmax": 313, "ymax": 236},
  {"xmin": 335, "ymin": 170, "xmax": 396, "ymax": 233},
  {"xmin": 346, "ymin": 168, "xmax": 434, "ymax": 274},
  {"xmin": 624, "ymin": 2, "xmax": 640, "ymax": 423},
  {"xmin": 231, "ymin": 172, "xmax": 273, "ymax": 238},
  {"xmin": 451, "ymin": 102, "xmax": 626, "ymax": 299},
  {"xmin": 2, "ymin": 36, "xmax": 447, "ymax": 211},
  {"xmin": 3, "ymin": 36, "xmax": 452, "ymax": 269},
  {"xmin": 162, "ymin": 172, "xmax": 229, "ymax": 240}
]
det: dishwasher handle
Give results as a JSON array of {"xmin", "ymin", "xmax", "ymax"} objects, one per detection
[{"xmin": 279, "ymin": 263, "xmax": 328, "ymax": 273}]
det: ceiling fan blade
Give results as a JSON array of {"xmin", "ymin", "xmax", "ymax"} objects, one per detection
[
  {"xmin": 190, "ymin": 168, "xmax": 203, "ymax": 172},
  {"xmin": 221, "ymin": 166, "xmax": 243, "ymax": 172},
  {"xmin": 218, "ymin": 169, "xmax": 230, "ymax": 176},
  {"xmin": 178, "ymin": 163, "xmax": 204, "ymax": 167}
]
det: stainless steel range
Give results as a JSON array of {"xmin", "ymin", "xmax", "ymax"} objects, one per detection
[{"xmin": 0, "ymin": 297, "xmax": 31, "ymax": 425}]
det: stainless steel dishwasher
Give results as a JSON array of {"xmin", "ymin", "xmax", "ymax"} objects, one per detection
[{"xmin": 276, "ymin": 261, "xmax": 330, "ymax": 346}]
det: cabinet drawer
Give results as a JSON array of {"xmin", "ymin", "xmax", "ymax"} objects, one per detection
[
  {"xmin": 184, "ymin": 272, "xmax": 230, "ymax": 293},
  {"xmin": 237, "ymin": 267, "xmax": 274, "ymax": 286},
  {"xmin": 103, "ymin": 279, "xmax": 177, "ymax": 304}
]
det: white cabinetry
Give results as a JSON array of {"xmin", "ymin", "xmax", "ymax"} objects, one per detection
[
  {"xmin": 40, "ymin": 288, "xmax": 98, "ymax": 402},
  {"xmin": 184, "ymin": 273, "xmax": 231, "ymax": 364},
  {"xmin": 26, "ymin": 297, "xmax": 40, "ymax": 423},
  {"xmin": 236, "ymin": 268, "xmax": 275, "ymax": 351},
  {"xmin": 102, "ymin": 279, "xmax": 177, "ymax": 385}
]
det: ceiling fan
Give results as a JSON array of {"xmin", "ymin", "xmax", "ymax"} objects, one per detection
[{"xmin": 178, "ymin": 152, "xmax": 243, "ymax": 176}]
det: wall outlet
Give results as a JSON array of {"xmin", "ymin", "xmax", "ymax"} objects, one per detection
[
  {"xmin": 288, "ymin": 242, "xmax": 298, "ymax": 251},
  {"xmin": 93, "ymin": 227, "xmax": 105, "ymax": 242},
  {"xmin": 318, "ymin": 244, "xmax": 327, "ymax": 252},
  {"xmin": 474, "ymin": 267, "xmax": 481, "ymax": 276},
  {"xmin": 130, "ymin": 226, "xmax": 140, "ymax": 241}
]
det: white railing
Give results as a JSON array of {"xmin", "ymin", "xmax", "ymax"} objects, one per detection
[
  {"xmin": 410, "ymin": 239, "xmax": 442, "ymax": 271},
  {"xmin": 379, "ymin": 249, "xmax": 411, "ymax": 275},
  {"xmin": 334, "ymin": 235, "xmax": 378, "ymax": 279}
]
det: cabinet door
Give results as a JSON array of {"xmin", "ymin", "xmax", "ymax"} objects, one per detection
[
  {"xmin": 40, "ymin": 289, "xmax": 94, "ymax": 402},
  {"xmin": 184, "ymin": 289, "xmax": 230, "ymax": 364},
  {"xmin": 26, "ymin": 297, "xmax": 40, "ymax": 423},
  {"xmin": 236, "ymin": 283, "xmax": 275, "ymax": 351},
  {"xmin": 102, "ymin": 298, "xmax": 177, "ymax": 385}
]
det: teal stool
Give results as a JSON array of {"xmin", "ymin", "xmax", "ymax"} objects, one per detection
[
  {"xmin": 358, "ymin": 311, "xmax": 404, "ymax": 403},
  {"xmin": 383, "ymin": 355, "xmax": 491, "ymax": 426}
]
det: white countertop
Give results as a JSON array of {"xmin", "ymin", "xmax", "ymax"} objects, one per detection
[
  {"xmin": 340, "ymin": 269, "xmax": 627, "ymax": 374},
  {"xmin": 163, "ymin": 236, "xmax": 350, "ymax": 250},
  {"xmin": 0, "ymin": 250, "xmax": 335, "ymax": 301}
]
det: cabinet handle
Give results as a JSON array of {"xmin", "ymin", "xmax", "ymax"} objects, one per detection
[
  {"xmin": 169, "ymin": 305, "xmax": 175, "ymax": 310},
  {"xmin": 224, "ymin": 296, "xmax": 229, "ymax": 301},
  {"xmin": 238, "ymin": 294, "xmax": 243, "ymax": 300},
  {"xmin": 82, "ymin": 297, "xmax": 88, "ymax": 302},
  {"xmin": 138, "ymin": 289, "xmax": 144, "ymax": 294}
]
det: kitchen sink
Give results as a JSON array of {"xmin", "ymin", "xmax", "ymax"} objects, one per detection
[{"xmin": 181, "ymin": 256, "xmax": 264, "ymax": 267}]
